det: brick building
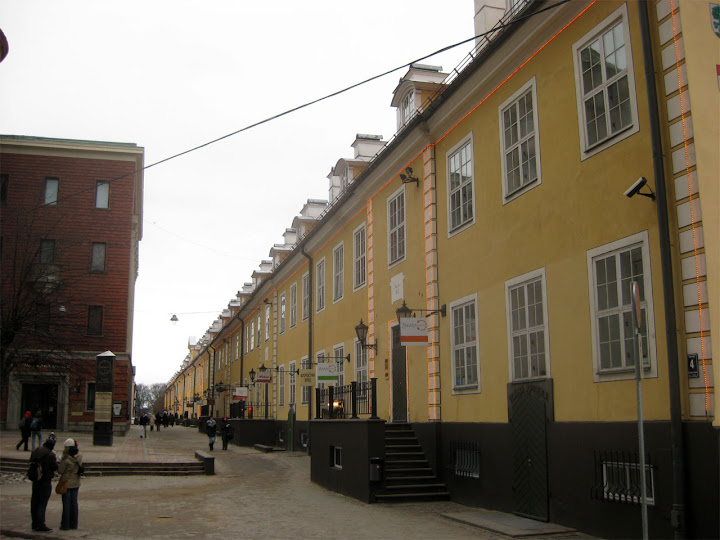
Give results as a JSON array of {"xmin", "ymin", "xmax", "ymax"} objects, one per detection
[{"xmin": 1, "ymin": 135, "xmax": 143, "ymax": 433}]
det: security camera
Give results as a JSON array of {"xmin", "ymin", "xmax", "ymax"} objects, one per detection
[{"xmin": 624, "ymin": 177, "xmax": 655, "ymax": 200}]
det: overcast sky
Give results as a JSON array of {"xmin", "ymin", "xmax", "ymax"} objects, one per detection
[{"xmin": 0, "ymin": 1, "xmax": 475, "ymax": 385}]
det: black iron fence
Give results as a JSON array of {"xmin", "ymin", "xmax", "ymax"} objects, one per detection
[
  {"xmin": 315, "ymin": 379, "xmax": 378, "ymax": 419},
  {"xmin": 591, "ymin": 449, "xmax": 656, "ymax": 505}
]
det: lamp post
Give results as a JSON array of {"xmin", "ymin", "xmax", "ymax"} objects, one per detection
[{"xmin": 354, "ymin": 319, "xmax": 377, "ymax": 351}]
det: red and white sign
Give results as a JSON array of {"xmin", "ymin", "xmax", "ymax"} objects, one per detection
[
  {"xmin": 234, "ymin": 387, "xmax": 248, "ymax": 399},
  {"xmin": 399, "ymin": 317, "xmax": 429, "ymax": 346}
]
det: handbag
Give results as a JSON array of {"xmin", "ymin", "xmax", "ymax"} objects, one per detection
[{"xmin": 55, "ymin": 479, "xmax": 68, "ymax": 495}]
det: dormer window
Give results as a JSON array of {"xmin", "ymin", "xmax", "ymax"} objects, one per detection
[
  {"xmin": 401, "ymin": 90, "xmax": 415, "ymax": 125},
  {"xmin": 341, "ymin": 166, "xmax": 350, "ymax": 190}
]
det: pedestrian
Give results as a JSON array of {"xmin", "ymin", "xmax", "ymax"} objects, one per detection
[
  {"xmin": 29, "ymin": 433, "xmax": 58, "ymax": 532},
  {"xmin": 57, "ymin": 438, "xmax": 83, "ymax": 530},
  {"xmin": 30, "ymin": 411, "xmax": 44, "ymax": 451},
  {"xmin": 206, "ymin": 416, "xmax": 217, "ymax": 451},
  {"xmin": 169, "ymin": 413, "xmax": 175, "ymax": 427},
  {"xmin": 16, "ymin": 411, "xmax": 32, "ymax": 451},
  {"xmin": 163, "ymin": 411, "xmax": 168, "ymax": 428},
  {"xmin": 139, "ymin": 413, "xmax": 149, "ymax": 438},
  {"xmin": 221, "ymin": 418, "xmax": 233, "ymax": 451},
  {"xmin": 155, "ymin": 412, "xmax": 162, "ymax": 432}
]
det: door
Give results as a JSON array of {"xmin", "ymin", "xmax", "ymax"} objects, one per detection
[
  {"xmin": 390, "ymin": 326, "xmax": 408, "ymax": 423},
  {"xmin": 511, "ymin": 390, "xmax": 549, "ymax": 521},
  {"xmin": 21, "ymin": 383, "xmax": 58, "ymax": 429}
]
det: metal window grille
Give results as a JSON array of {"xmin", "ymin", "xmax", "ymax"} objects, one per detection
[
  {"xmin": 591, "ymin": 450, "xmax": 655, "ymax": 505},
  {"xmin": 450, "ymin": 441, "xmax": 481, "ymax": 478}
]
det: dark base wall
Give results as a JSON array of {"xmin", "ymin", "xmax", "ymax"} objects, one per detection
[{"xmin": 415, "ymin": 421, "xmax": 718, "ymax": 540}]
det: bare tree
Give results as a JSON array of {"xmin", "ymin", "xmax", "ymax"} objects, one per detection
[{"xmin": 134, "ymin": 382, "xmax": 166, "ymax": 412}]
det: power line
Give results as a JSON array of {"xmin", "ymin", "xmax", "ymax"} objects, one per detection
[{"xmin": 4, "ymin": 0, "xmax": 569, "ymax": 218}]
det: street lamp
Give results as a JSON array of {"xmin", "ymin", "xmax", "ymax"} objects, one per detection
[
  {"xmin": 355, "ymin": 319, "xmax": 377, "ymax": 350},
  {"xmin": 395, "ymin": 300, "xmax": 447, "ymax": 319}
]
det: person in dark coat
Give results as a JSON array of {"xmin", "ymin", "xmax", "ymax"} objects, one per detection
[
  {"xmin": 30, "ymin": 433, "xmax": 59, "ymax": 532},
  {"xmin": 154, "ymin": 412, "xmax": 162, "ymax": 432},
  {"xmin": 30, "ymin": 411, "xmax": 44, "ymax": 451},
  {"xmin": 206, "ymin": 417, "xmax": 217, "ymax": 451},
  {"xmin": 162, "ymin": 411, "xmax": 168, "ymax": 428},
  {"xmin": 221, "ymin": 418, "xmax": 233, "ymax": 450},
  {"xmin": 16, "ymin": 411, "xmax": 32, "ymax": 451}
]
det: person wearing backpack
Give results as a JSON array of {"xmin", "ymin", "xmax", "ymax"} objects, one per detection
[
  {"xmin": 16, "ymin": 410, "xmax": 32, "ymax": 451},
  {"xmin": 30, "ymin": 411, "xmax": 44, "ymax": 451},
  {"xmin": 57, "ymin": 438, "xmax": 83, "ymax": 530},
  {"xmin": 29, "ymin": 433, "xmax": 58, "ymax": 532}
]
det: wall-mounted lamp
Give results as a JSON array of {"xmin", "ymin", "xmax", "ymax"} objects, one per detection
[
  {"xmin": 399, "ymin": 166, "xmax": 419, "ymax": 187},
  {"xmin": 624, "ymin": 177, "xmax": 655, "ymax": 200},
  {"xmin": 319, "ymin": 353, "xmax": 351, "ymax": 365},
  {"xmin": 263, "ymin": 298, "xmax": 272, "ymax": 305},
  {"xmin": 249, "ymin": 368, "xmax": 256, "ymax": 384},
  {"xmin": 170, "ymin": 314, "xmax": 179, "ymax": 324},
  {"xmin": 396, "ymin": 300, "xmax": 447, "ymax": 319},
  {"xmin": 355, "ymin": 319, "xmax": 377, "ymax": 350}
]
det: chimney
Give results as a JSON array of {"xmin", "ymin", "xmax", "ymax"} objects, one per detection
[{"xmin": 474, "ymin": 0, "xmax": 506, "ymax": 46}]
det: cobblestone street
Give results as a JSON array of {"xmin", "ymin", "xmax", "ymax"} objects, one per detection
[{"xmin": 0, "ymin": 426, "xmax": 592, "ymax": 539}]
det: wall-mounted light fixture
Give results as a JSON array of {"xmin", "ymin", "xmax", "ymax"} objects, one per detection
[
  {"xmin": 170, "ymin": 314, "xmax": 179, "ymax": 324},
  {"xmin": 355, "ymin": 319, "xmax": 377, "ymax": 350},
  {"xmin": 624, "ymin": 177, "xmax": 655, "ymax": 200},
  {"xmin": 396, "ymin": 300, "xmax": 447, "ymax": 319},
  {"xmin": 399, "ymin": 166, "xmax": 419, "ymax": 186},
  {"xmin": 318, "ymin": 353, "xmax": 351, "ymax": 365}
]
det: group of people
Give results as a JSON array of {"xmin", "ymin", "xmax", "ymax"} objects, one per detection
[
  {"xmin": 138, "ymin": 410, "xmax": 179, "ymax": 438},
  {"xmin": 28, "ymin": 431, "xmax": 84, "ymax": 533},
  {"xmin": 205, "ymin": 416, "xmax": 233, "ymax": 451},
  {"xmin": 16, "ymin": 410, "xmax": 44, "ymax": 452}
]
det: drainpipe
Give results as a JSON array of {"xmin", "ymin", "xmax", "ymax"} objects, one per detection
[
  {"xmin": 208, "ymin": 345, "xmax": 216, "ymax": 417},
  {"xmin": 301, "ymin": 245, "xmax": 313, "ymax": 454},
  {"xmin": 239, "ymin": 318, "xmax": 245, "ymax": 413},
  {"xmin": 637, "ymin": 3, "xmax": 687, "ymax": 536}
]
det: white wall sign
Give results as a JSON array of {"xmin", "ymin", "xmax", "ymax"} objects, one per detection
[
  {"xmin": 400, "ymin": 317, "xmax": 429, "ymax": 346},
  {"xmin": 390, "ymin": 273, "xmax": 404, "ymax": 304}
]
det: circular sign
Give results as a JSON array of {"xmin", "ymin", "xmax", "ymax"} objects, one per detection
[{"xmin": 98, "ymin": 359, "xmax": 112, "ymax": 376}]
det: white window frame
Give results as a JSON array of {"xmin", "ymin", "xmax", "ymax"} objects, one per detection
[
  {"xmin": 278, "ymin": 364, "xmax": 285, "ymax": 407},
  {"xmin": 279, "ymin": 293, "xmax": 286, "ymax": 334},
  {"xmin": 44, "ymin": 178, "xmax": 58, "ymax": 206},
  {"xmin": 332, "ymin": 446, "xmax": 343, "ymax": 469},
  {"xmin": 316, "ymin": 258, "xmax": 325, "ymax": 312},
  {"xmin": 333, "ymin": 344, "xmax": 345, "ymax": 387},
  {"xmin": 354, "ymin": 340, "xmax": 368, "ymax": 395},
  {"xmin": 450, "ymin": 293, "xmax": 480, "ymax": 394},
  {"xmin": 446, "ymin": 133, "xmax": 475, "ymax": 236},
  {"xmin": 301, "ymin": 356, "xmax": 311, "ymax": 405},
  {"xmin": 572, "ymin": 4, "xmax": 639, "ymax": 161},
  {"xmin": 341, "ymin": 166, "xmax": 350, "ymax": 191},
  {"xmin": 288, "ymin": 361, "xmax": 296, "ymax": 405},
  {"xmin": 95, "ymin": 181, "xmax": 109, "ymax": 209},
  {"xmin": 333, "ymin": 243, "xmax": 344, "ymax": 303},
  {"xmin": 245, "ymin": 324, "xmax": 250, "ymax": 353},
  {"xmin": 505, "ymin": 268, "xmax": 550, "ymax": 381},
  {"xmin": 587, "ymin": 230, "xmax": 657, "ymax": 382},
  {"xmin": 387, "ymin": 186, "xmax": 406, "ymax": 267},
  {"xmin": 302, "ymin": 273, "xmax": 310, "ymax": 321},
  {"xmin": 290, "ymin": 283, "xmax": 297, "ymax": 328},
  {"xmin": 256, "ymin": 315, "xmax": 261, "ymax": 345},
  {"xmin": 401, "ymin": 89, "xmax": 416, "ymax": 126},
  {"xmin": 250, "ymin": 321, "xmax": 255, "ymax": 351},
  {"xmin": 353, "ymin": 223, "xmax": 366, "ymax": 291},
  {"xmin": 265, "ymin": 304, "xmax": 270, "ymax": 341},
  {"xmin": 499, "ymin": 77, "xmax": 542, "ymax": 203}
]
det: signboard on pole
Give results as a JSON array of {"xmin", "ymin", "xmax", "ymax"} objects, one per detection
[
  {"xmin": 256, "ymin": 371, "xmax": 272, "ymax": 384},
  {"xmin": 234, "ymin": 386, "xmax": 248, "ymax": 399},
  {"xmin": 399, "ymin": 317, "xmax": 429, "ymax": 346},
  {"xmin": 317, "ymin": 362, "xmax": 339, "ymax": 383},
  {"xmin": 299, "ymin": 369, "xmax": 316, "ymax": 386}
]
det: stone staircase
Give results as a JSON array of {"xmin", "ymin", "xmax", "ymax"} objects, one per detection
[
  {"xmin": 0, "ymin": 456, "xmax": 205, "ymax": 476},
  {"xmin": 375, "ymin": 423, "xmax": 450, "ymax": 502}
]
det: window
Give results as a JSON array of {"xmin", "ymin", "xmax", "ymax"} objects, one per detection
[
  {"xmin": 289, "ymin": 361, "xmax": 296, "ymax": 405},
  {"xmin": 333, "ymin": 244, "xmax": 344, "ymax": 302},
  {"xmin": 85, "ymin": 382, "xmax": 96, "ymax": 411},
  {"xmin": 506, "ymin": 269, "xmax": 549, "ymax": 381},
  {"xmin": 280, "ymin": 293, "xmax": 286, "ymax": 333},
  {"xmin": 302, "ymin": 273, "xmax": 310, "ymax": 320},
  {"xmin": 388, "ymin": 187, "xmax": 406, "ymax": 265},
  {"xmin": 333, "ymin": 345, "xmax": 345, "ymax": 387},
  {"xmin": 91, "ymin": 242, "xmax": 106, "ymax": 272},
  {"xmin": 301, "ymin": 357, "xmax": 311, "ymax": 404},
  {"xmin": 588, "ymin": 231, "xmax": 656, "ymax": 381},
  {"xmin": 256, "ymin": 315, "xmax": 261, "ymax": 345},
  {"xmin": 353, "ymin": 224, "xmax": 366, "ymax": 289},
  {"xmin": 451, "ymin": 295, "xmax": 479, "ymax": 390},
  {"xmin": 355, "ymin": 340, "xmax": 368, "ymax": 390},
  {"xmin": 265, "ymin": 305, "xmax": 270, "ymax": 341},
  {"xmin": 245, "ymin": 325, "xmax": 250, "ymax": 353},
  {"xmin": 341, "ymin": 166, "xmax": 350, "ymax": 191},
  {"xmin": 39, "ymin": 240, "xmax": 55, "ymax": 264},
  {"xmin": 401, "ymin": 90, "xmax": 415, "ymax": 125},
  {"xmin": 279, "ymin": 365, "xmax": 285, "ymax": 406},
  {"xmin": 250, "ymin": 321, "xmax": 255, "ymax": 350},
  {"xmin": 95, "ymin": 181, "xmax": 109, "ymax": 209},
  {"xmin": 290, "ymin": 283, "xmax": 297, "ymax": 328},
  {"xmin": 500, "ymin": 78, "xmax": 541, "ymax": 201},
  {"xmin": 447, "ymin": 135, "xmax": 474, "ymax": 233},
  {"xmin": 592, "ymin": 451, "xmax": 656, "ymax": 505},
  {"xmin": 0, "ymin": 174, "xmax": 8, "ymax": 205},
  {"xmin": 331, "ymin": 446, "xmax": 343, "ymax": 469},
  {"xmin": 572, "ymin": 5, "xmax": 638, "ymax": 159},
  {"xmin": 87, "ymin": 305, "xmax": 103, "ymax": 336},
  {"xmin": 44, "ymin": 178, "xmax": 58, "ymax": 206},
  {"xmin": 316, "ymin": 259, "xmax": 325, "ymax": 312}
]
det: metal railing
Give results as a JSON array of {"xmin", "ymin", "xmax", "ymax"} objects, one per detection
[
  {"xmin": 591, "ymin": 449, "xmax": 655, "ymax": 505},
  {"xmin": 315, "ymin": 379, "xmax": 378, "ymax": 419}
]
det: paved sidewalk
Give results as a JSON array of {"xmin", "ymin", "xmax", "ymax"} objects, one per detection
[{"xmin": 1, "ymin": 425, "xmax": 595, "ymax": 539}]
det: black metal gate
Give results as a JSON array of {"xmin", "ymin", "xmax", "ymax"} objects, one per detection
[
  {"xmin": 511, "ymin": 390, "xmax": 549, "ymax": 521},
  {"xmin": 391, "ymin": 326, "xmax": 407, "ymax": 423}
]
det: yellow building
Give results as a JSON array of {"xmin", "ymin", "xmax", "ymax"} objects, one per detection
[{"xmin": 165, "ymin": 1, "xmax": 718, "ymax": 537}]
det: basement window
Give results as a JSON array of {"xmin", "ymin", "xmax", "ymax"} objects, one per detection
[{"xmin": 330, "ymin": 446, "xmax": 343, "ymax": 469}]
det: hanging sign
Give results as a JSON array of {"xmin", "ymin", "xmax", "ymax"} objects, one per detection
[
  {"xmin": 317, "ymin": 362, "xmax": 339, "ymax": 383},
  {"xmin": 256, "ymin": 371, "xmax": 272, "ymax": 384},
  {"xmin": 234, "ymin": 387, "xmax": 248, "ymax": 399},
  {"xmin": 399, "ymin": 317, "xmax": 429, "ymax": 346},
  {"xmin": 299, "ymin": 369, "xmax": 316, "ymax": 386}
]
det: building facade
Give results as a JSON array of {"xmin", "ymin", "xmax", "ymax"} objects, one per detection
[
  {"xmin": 166, "ymin": 1, "xmax": 718, "ymax": 537},
  {"xmin": 1, "ymin": 135, "xmax": 143, "ymax": 433}
]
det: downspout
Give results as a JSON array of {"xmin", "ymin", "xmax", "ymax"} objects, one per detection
[
  {"xmin": 208, "ymin": 345, "xmax": 216, "ymax": 417},
  {"xmin": 300, "ymin": 245, "xmax": 313, "ymax": 454},
  {"xmin": 637, "ymin": 2, "xmax": 687, "ymax": 536}
]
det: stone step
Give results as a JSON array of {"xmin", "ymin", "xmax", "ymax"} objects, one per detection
[{"xmin": 375, "ymin": 491, "xmax": 451, "ymax": 502}]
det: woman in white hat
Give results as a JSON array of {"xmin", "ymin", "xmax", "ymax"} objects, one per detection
[{"xmin": 57, "ymin": 438, "xmax": 83, "ymax": 530}]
